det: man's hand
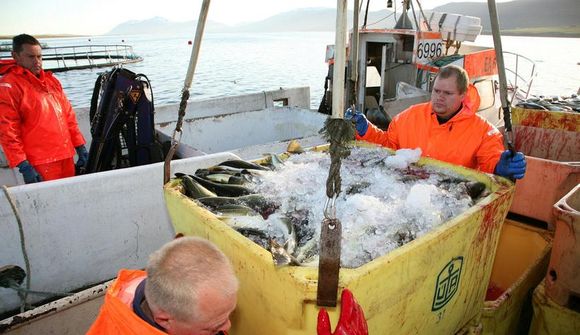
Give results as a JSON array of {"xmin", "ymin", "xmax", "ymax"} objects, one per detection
[
  {"xmin": 317, "ymin": 289, "xmax": 368, "ymax": 335},
  {"xmin": 17, "ymin": 160, "xmax": 42, "ymax": 184},
  {"xmin": 494, "ymin": 150, "xmax": 526, "ymax": 179},
  {"xmin": 75, "ymin": 145, "xmax": 88, "ymax": 172},
  {"xmin": 344, "ymin": 108, "xmax": 369, "ymax": 137}
]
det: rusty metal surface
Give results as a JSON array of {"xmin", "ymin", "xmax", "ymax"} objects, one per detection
[{"xmin": 317, "ymin": 218, "xmax": 342, "ymax": 307}]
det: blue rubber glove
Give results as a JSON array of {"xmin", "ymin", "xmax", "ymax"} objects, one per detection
[
  {"xmin": 75, "ymin": 145, "xmax": 88, "ymax": 170},
  {"xmin": 17, "ymin": 160, "xmax": 42, "ymax": 184},
  {"xmin": 344, "ymin": 108, "xmax": 369, "ymax": 137},
  {"xmin": 494, "ymin": 150, "xmax": 526, "ymax": 179}
]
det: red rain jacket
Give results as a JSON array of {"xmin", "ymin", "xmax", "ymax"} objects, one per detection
[
  {"xmin": 358, "ymin": 85, "xmax": 503, "ymax": 173},
  {"xmin": 0, "ymin": 64, "xmax": 85, "ymax": 168}
]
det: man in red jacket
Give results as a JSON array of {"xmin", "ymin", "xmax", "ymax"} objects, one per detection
[
  {"xmin": 0, "ymin": 34, "xmax": 87, "ymax": 184},
  {"xmin": 347, "ymin": 65, "xmax": 526, "ymax": 179}
]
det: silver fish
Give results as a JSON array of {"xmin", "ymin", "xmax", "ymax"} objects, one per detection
[
  {"xmin": 218, "ymin": 159, "xmax": 270, "ymax": 171},
  {"xmin": 262, "ymin": 153, "xmax": 285, "ymax": 170},
  {"xmin": 181, "ymin": 175, "xmax": 217, "ymax": 199}
]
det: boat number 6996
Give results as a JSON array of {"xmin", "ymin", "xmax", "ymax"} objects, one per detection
[{"xmin": 417, "ymin": 42, "xmax": 443, "ymax": 59}]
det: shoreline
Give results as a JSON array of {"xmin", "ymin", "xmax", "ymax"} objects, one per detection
[
  {"xmin": 0, "ymin": 34, "xmax": 90, "ymax": 40},
  {"xmin": 2, "ymin": 30, "xmax": 579, "ymax": 40},
  {"xmin": 480, "ymin": 31, "xmax": 580, "ymax": 39}
]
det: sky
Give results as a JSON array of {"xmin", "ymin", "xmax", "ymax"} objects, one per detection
[{"xmin": 0, "ymin": 0, "xmax": 512, "ymax": 36}]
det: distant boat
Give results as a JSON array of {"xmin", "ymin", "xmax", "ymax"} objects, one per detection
[{"xmin": 0, "ymin": 43, "xmax": 142, "ymax": 72}]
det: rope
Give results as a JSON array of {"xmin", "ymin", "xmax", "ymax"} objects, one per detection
[
  {"xmin": 319, "ymin": 118, "xmax": 355, "ymax": 204},
  {"xmin": 416, "ymin": 0, "xmax": 431, "ymax": 31},
  {"xmin": 362, "ymin": 0, "xmax": 371, "ymax": 28},
  {"xmin": 365, "ymin": 12, "xmax": 396, "ymax": 27},
  {"xmin": 5, "ymin": 282, "xmax": 72, "ymax": 298},
  {"xmin": 2, "ymin": 185, "xmax": 31, "ymax": 312},
  {"xmin": 409, "ymin": 0, "xmax": 422, "ymax": 32},
  {"xmin": 175, "ymin": 89, "xmax": 190, "ymax": 134},
  {"xmin": 163, "ymin": 88, "xmax": 190, "ymax": 184},
  {"xmin": 163, "ymin": 0, "xmax": 210, "ymax": 184},
  {"xmin": 316, "ymin": 115, "xmax": 353, "ymax": 307}
]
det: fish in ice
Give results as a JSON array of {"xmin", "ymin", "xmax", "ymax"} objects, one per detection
[
  {"xmin": 218, "ymin": 159, "xmax": 270, "ymax": 171},
  {"xmin": 179, "ymin": 174, "xmax": 217, "ymax": 199},
  {"xmin": 175, "ymin": 173, "xmax": 254, "ymax": 197},
  {"xmin": 196, "ymin": 194, "xmax": 279, "ymax": 218}
]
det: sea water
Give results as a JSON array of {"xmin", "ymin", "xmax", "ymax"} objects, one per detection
[{"xmin": 4, "ymin": 32, "xmax": 577, "ymax": 109}]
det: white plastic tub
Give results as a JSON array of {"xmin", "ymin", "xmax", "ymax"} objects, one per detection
[{"xmin": 427, "ymin": 12, "xmax": 482, "ymax": 42}]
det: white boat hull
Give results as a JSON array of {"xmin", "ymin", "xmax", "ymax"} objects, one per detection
[{"xmin": 0, "ymin": 87, "xmax": 327, "ymax": 318}]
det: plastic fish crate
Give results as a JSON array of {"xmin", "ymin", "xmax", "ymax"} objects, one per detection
[
  {"xmin": 163, "ymin": 145, "xmax": 515, "ymax": 334},
  {"xmin": 509, "ymin": 107, "xmax": 580, "ymax": 228},
  {"xmin": 545, "ymin": 184, "xmax": 580, "ymax": 307},
  {"xmin": 529, "ymin": 281, "xmax": 580, "ymax": 335},
  {"xmin": 481, "ymin": 219, "xmax": 552, "ymax": 335}
]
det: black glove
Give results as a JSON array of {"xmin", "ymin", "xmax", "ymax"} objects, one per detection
[
  {"xmin": 17, "ymin": 160, "xmax": 42, "ymax": 184},
  {"xmin": 75, "ymin": 145, "xmax": 88, "ymax": 173}
]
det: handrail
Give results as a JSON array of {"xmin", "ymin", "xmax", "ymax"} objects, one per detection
[
  {"xmin": 503, "ymin": 51, "xmax": 536, "ymax": 101},
  {"xmin": 0, "ymin": 44, "xmax": 143, "ymax": 72}
]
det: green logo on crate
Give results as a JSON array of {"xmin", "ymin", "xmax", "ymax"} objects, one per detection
[{"xmin": 432, "ymin": 257, "xmax": 463, "ymax": 311}]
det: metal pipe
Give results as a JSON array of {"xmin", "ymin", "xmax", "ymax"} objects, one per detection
[
  {"xmin": 331, "ymin": 0, "xmax": 348, "ymax": 119},
  {"xmin": 348, "ymin": 0, "xmax": 360, "ymax": 109},
  {"xmin": 487, "ymin": 0, "xmax": 515, "ymax": 149},
  {"xmin": 380, "ymin": 44, "xmax": 387, "ymax": 105},
  {"xmin": 163, "ymin": 0, "xmax": 211, "ymax": 184},
  {"xmin": 183, "ymin": 0, "xmax": 211, "ymax": 91}
]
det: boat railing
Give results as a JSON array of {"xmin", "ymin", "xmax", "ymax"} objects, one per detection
[
  {"xmin": 503, "ymin": 51, "xmax": 537, "ymax": 102},
  {"xmin": 0, "ymin": 44, "xmax": 142, "ymax": 72}
]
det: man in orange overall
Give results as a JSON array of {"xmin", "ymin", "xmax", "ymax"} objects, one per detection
[
  {"xmin": 0, "ymin": 34, "xmax": 87, "ymax": 184},
  {"xmin": 87, "ymin": 237, "xmax": 239, "ymax": 335},
  {"xmin": 346, "ymin": 65, "xmax": 526, "ymax": 179},
  {"xmin": 87, "ymin": 236, "xmax": 369, "ymax": 335}
]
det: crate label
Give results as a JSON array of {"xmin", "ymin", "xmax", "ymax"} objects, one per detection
[{"xmin": 432, "ymin": 256, "xmax": 463, "ymax": 311}]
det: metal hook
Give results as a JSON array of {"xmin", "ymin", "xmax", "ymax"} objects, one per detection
[
  {"xmin": 171, "ymin": 128, "xmax": 183, "ymax": 145},
  {"xmin": 323, "ymin": 196, "xmax": 337, "ymax": 220}
]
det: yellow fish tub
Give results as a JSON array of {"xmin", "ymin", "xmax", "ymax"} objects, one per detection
[{"xmin": 163, "ymin": 144, "xmax": 515, "ymax": 334}]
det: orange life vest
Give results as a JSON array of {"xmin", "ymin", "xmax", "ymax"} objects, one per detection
[
  {"xmin": 86, "ymin": 269, "xmax": 167, "ymax": 335},
  {"xmin": 87, "ymin": 269, "xmax": 229, "ymax": 335},
  {"xmin": 358, "ymin": 85, "xmax": 503, "ymax": 173}
]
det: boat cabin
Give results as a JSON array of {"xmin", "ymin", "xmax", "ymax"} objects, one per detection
[{"xmin": 325, "ymin": 13, "xmax": 506, "ymax": 128}]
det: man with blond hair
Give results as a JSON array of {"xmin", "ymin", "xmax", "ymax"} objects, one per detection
[
  {"xmin": 87, "ymin": 237, "xmax": 238, "ymax": 335},
  {"xmin": 347, "ymin": 64, "xmax": 526, "ymax": 179}
]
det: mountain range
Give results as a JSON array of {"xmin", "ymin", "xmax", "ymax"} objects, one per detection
[{"xmin": 107, "ymin": 0, "xmax": 579, "ymax": 37}]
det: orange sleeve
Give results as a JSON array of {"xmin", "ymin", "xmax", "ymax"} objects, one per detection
[
  {"xmin": 476, "ymin": 126, "xmax": 504, "ymax": 173},
  {"xmin": 0, "ymin": 80, "xmax": 27, "ymax": 167},
  {"xmin": 357, "ymin": 120, "xmax": 399, "ymax": 149}
]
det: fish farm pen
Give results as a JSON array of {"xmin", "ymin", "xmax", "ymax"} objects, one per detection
[{"xmin": 0, "ymin": 44, "xmax": 142, "ymax": 72}]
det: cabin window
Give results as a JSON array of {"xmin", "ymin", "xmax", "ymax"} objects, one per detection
[
  {"xmin": 273, "ymin": 98, "xmax": 288, "ymax": 107},
  {"xmin": 474, "ymin": 79, "xmax": 495, "ymax": 111},
  {"xmin": 366, "ymin": 66, "xmax": 381, "ymax": 87}
]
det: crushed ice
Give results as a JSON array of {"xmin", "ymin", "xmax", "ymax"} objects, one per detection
[{"xmin": 250, "ymin": 147, "xmax": 479, "ymax": 268}]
